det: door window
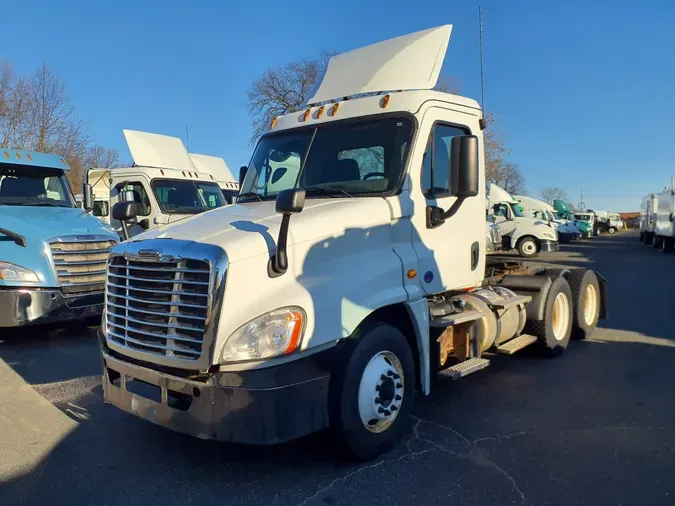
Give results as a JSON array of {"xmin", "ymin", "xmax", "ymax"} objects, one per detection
[{"xmin": 421, "ymin": 124, "xmax": 468, "ymax": 198}]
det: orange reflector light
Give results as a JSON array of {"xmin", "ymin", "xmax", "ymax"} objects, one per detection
[
  {"xmin": 26, "ymin": 153, "xmax": 32, "ymax": 161},
  {"xmin": 195, "ymin": 172, "xmax": 199, "ymax": 178},
  {"xmin": 285, "ymin": 311, "xmax": 304, "ymax": 355},
  {"xmin": 380, "ymin": 94, "xmax": 390, "ymax": 108},
  {"xmin": 270, "ymin": 117, "xmax": 278, "ymax": 129},
  {"xmin": 4, "ymin": 152, "xmax": 9, "ymax": 159},
  {"xmin": 160, "ymin": 169, "xmax": 165, "ymax": 175},
  {"xmin": 182, "ymin": 171, "xmax": 186, "ymax": 176},
  {"xmin": 210, "ymin": 174, "xmax": 214, "ymax": 180},
  {"xmin": 302, "ymin": 109, "xmax": 311, "ymax": 121},
  {"xmin": 317, "ymin": 105, "xmax": 325, "ymax": 119},
  {"xmin": 407, "ymin": 269, "xmax": 417, "ymax": 279},
  {"xmin": 330, "ymin": 103, "xmax": 340, "ymax": 116},
  {"xmin": 15, "ymin": 153, "xmax": 21, "ymax": 160}
]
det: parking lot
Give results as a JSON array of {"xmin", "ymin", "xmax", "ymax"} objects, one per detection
[{"xmin": 1, "ymin": 230, "xmax": 674, "ymax": 505}]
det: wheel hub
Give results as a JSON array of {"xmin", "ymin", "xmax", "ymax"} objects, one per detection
[{"xmin": 358, "ymin": 351, "xmax": 404, "ymax": 433}]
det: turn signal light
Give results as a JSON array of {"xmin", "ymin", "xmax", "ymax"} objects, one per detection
[
  {"xmin": 317, "ymin": 105, "xmax": 325, "ymax": 118},
  {"xmin": 330, "ymin": 103, "xmax": 340, "ymax": 116},
  {"xmin": 407, "ymin": 269, "xmax": 417, "ymax": 279},
  {"xmin": 302, "ymin": 109, "xmax": 311, "ymax": 121},
  {"xmin": 380, "ymin": 94, "xmax": 390, "ymax": 108}
]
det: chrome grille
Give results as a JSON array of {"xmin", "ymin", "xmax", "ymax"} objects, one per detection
[
  {"xmin": 106, "ymin": 257, "xmax": 211, "ymax": 361},
  {"xmin": 50, "ymin": 238, "xmax": 117, "ymax": 295}
]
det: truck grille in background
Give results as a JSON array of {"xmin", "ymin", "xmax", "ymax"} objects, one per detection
[
  {"xmin": 50, "ymin": 239, "xmax": 117, "ymax": 295},
  {"xmin": 106, "ymin": 257, "xmax": 211, "ymax": 361}
]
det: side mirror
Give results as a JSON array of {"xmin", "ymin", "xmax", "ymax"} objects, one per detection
[
  {"xmin": 112, "ymin": 201, "xmax": 139, "ymax": 241},
  {"xmin": 83, "ymin": 183, "xmax": 94, "ymax": 211},
  {"xmin": 112, "ymin": 201, "xmax": 138, "ymax": 222},
  {"xmin": 269, "ymin": 188, "xmax": 306, "ymax": 277},
  {"xmin": 239, "ymin": 166, "xmax": 248, "ymax": 188},
  {"xmin": 449, "ymin": 135, "xmax": 479, "ymax": 198},
  {"xmin": 276, "ymin": 188, "xmax": 306, "ymax": 215}
]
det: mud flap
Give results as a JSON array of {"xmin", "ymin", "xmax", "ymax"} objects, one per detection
[{"xmin": 594, "ymin": 270, "xmax": 609, "ymax": 320}]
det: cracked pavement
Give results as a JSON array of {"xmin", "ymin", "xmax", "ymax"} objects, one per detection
[{"xmin": 2, "ymin": 231, "xmax": 675, "ymax": 505}]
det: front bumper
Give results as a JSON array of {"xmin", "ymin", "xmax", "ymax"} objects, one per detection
[
  {"xmin": 0, "ymin": 288, "xmax": 104, "ymax": 327},
  {"xmin": 101, "ymin": 344, "xmax": 334, "ymax": 444},
  {"xmin": 558, "ymin": 232, "xmax": 575, "ymax": 243},
  {"xmin": 540, "ymin": 240, "xmax": 559, "ymax": 252}
]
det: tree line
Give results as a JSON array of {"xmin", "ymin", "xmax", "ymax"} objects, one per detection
[
  {"xmin": 0, "ymin": 61, "xmax": 120, "ymax": 190},
  {"xmin": 246, "ymin": 52, "xmax": 527, "ymax": 195}
]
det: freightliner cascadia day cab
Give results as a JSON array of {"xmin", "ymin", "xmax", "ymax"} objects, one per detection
[
  {"xmin": 86, "ymin": 130, "xmax": 227, "ymax": 239},
  {"xmin": 489, "ymin": 184, "xmax": 559, "ymax": 257},
  {"xmin": 0, "ymin": 150, "xmax": 118, "ymax": 327},
  {"xmin": 188, "ymin": 152, "xmax": 239, "ymax": 204},
  {"xmin": 554, "ymin": 200, "xmax": 592, "ymax": 239},
  {"xmin": 100, "ymin": 26, "xmax": 607, "ymax": 460}
]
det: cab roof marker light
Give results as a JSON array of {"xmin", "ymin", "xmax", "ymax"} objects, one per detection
[
  {"xmin": 330, "ymin": 103, "xmax": 340, "ymax": 116},
  {"xmin": 380, "ymin": 94, "xmax": 390, "ymax": 108},
  {"xmin": 316, "ymin": 105, "xmax": 325, "ymax": 119},
  {"xmin": 26, "ymin": 153, "xmax": 32, "ymax": 161},
  {"xmin": 15, "ymin": 152, "xmax": 21, "ymax": 160},
  {"xmin": 302, "ymin": 109, "xmax": 311, "ymax": 122},
  {"xmin": 270, "ymin": 117, "xmax": 278, "ymax": 129}
]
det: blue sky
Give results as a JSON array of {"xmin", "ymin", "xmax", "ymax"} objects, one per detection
[{"xmin": 2, "ymin": 0, "xmax": 674, "ymax": 211}]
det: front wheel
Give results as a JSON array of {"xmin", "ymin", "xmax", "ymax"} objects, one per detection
[
  {"xmin": 329, "ymin": 323, "xmax": 415, "ymax": 460},
  {"xmin": 608, "ymin": 227, "xmax": 617, "ymax": 235},
  {"xmin": 517, "ymin": 237, "xmax": 539, "ymax": 258}
]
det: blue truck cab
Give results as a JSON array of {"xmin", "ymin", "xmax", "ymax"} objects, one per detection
[{"xmin": 0, "ymin": 149, "xmax": 118, "ymax": 327}]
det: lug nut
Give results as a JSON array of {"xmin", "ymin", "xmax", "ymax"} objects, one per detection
[
  {"xmin": 390, "ymin": 405, "xmax": 398, "ymax": 412},
  {"xmin": 381, "ymin": 374, "xmax": 387, "ymax": 381},
  {"xmin": 387, "ymin": 370, "xmax": 394, "ymax": 376},
  {"xmin": 375, "ymin": 384, "xmax": 381, "ymax": 391},
  {"xmin": 383, "ymin": 410, "xmax": 391, "ymax": 416},
  {"xmin": 396, "ymin": 383, "xmax": 403, "ymax": 389},
  {"xmin": 375, "ymin": 397, "xmax": 381, "ymax": 404},
  {"xmin": 378, "ymin": 407, "xmax": 385, "ymax": 414},
  {"xmin": 392, "ymin": 373, "xmax": 400, "ymax": 380},
  {"xmin": 395, "ymin": 394, "xmax": 402, "ymax": 401}
]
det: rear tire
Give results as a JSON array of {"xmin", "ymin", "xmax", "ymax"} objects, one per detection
[
  {"xmin": 567, "ymin": 269, "xmax": 600, "ymax": 340},
  {"xmin": 517, "ymin": 237, "xmax": 539, "ymax": 258},
  {"xmin": 527, "ymin": 276, "xmax": 573, "ymax": 357},
  {"xmin": 329, "ymin": 323, "xmax": 415, "ymax": 461}
]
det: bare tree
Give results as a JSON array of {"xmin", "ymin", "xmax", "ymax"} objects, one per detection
[
  {"xmin": 539, "ymin": 187, "xmax": 569, "ymax": 205},
  {"xmin": 246, "ymin": 51, "xmax": 335, "ymax": 142},
  {"xmin": 84, "ymin": 145, "xmax": 121, "ymax": 169},
  {"xmin": 483, "ymin": 112, "xmax": 525, "ymax": 194}
]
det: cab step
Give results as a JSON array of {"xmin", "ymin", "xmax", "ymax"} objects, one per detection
[
  {"xmin": 488, "ymin": 295, "xmax": 532, "ymax": 310},
  {"xmin": 495, "ymin": 333, "xmax": 538, "ymax": 355},
  {"xmin": 430, "ymin": 310, "xmax": 484, "ymax": 329},
  {"xmin": 438, "ymin": 357, "xmax": 490, "ymax": 380}
]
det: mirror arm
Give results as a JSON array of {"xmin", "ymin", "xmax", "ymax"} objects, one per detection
[
  {"xmin": 268, "ymin": 214, "xmax": 291, "ymax": 276},
  {"xmin": 426, "ymin": 197, "xmax": 467, "ymax": 229},
  {"xmin": 119, "ymin": 221, "xmax": 130, "ymax": 241}
]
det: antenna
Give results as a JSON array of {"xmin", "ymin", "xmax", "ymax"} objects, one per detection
[
  {"xmin": 478, "ymin": 6, "xmax": 486, "ymax": 129},
  {"xmin": 185, "ymin": 126, "xmax": 190, "ymax": 151}
]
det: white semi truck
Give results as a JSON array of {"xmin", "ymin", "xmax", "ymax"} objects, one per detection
[
  {"xmin": 489, "ymin": 185, "xmax": 559, "ymax": 257},
  {"xmin": 651, "ymin": 189, "xmax": 675, "ymax": 252},
  {"xmin": 100, "ymin": 26, "xmax": 607, "ymax": 460},
  {"xmin": 514, "ymin": 195, "xmax": 580, "ymax": 243},
  {"xmin": 86, "ymin": 130, "xmax": 227, "ymax": 238}
]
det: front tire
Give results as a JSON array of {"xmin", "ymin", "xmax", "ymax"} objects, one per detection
[
  {"xmin": 527, "ymin": 276, "xmax": 573, "ymax": 357},
  {"xmin": 517, "ymin": 237, "xmax": 539, "ymax": 258},
  {"xmin": 329, "ymin": 323, "xmax": 415, "ymax": 461},
  {"xmin": 608, "ymin": 227, "xmax": 617, "ymax": 235},
  {"xmin": 567, "ymin": 269, "xmax": 600, "ymax": 340}
]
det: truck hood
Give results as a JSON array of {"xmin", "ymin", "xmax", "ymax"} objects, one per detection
[
  {"xmin": 130, "ymin": 198, "xmax": 393, "ymax": 263},
  {"xmin": 0, "ymin": 206, "xmax": 117, "ymax": 286}
]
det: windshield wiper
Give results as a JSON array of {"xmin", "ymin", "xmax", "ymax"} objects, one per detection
[
  {"xmin": 237, "ymin": 192, "xmax": 264, "ymax": 202},
  {"xmin": 305, "ymin": 186, "xmax": 355, "ymax": 198}
]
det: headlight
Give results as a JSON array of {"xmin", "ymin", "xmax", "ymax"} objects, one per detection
[
  {"xmin": 542, "ymin": 232, "xmax": 555, "ymax": 239},
  {"xmin": 0, "ymin": 262, "xmax": 40, "ymax": 282},
  {"xmin": 221, "ymin": 307, "xmax": 306, "ymax": 363}
]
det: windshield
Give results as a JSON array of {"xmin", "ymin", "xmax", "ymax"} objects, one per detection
[
  {"xmin": 152, "ymin": 179, "xmax": 226, "ymax": 214},
  {"xmin": 0, "ymin": 168, "xmax": 75, "ymax": 207},
  {"xmin": 221, "ymin": 189, "xmax": 238, "ymax": 205},
  {"xmin": 509, "ymin": 203, "xmax": 525, "ymax": 217},
  {"xmin": 239, "ymin": 117, "xmax": 413, "ymax": 201},
  {"xmin": 575, "ymin": 214, "xmax": 592, "ymax": 221}
]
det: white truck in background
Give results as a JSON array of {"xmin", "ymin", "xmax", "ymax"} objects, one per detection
[
  {"xmin": 640, "ymin": 193, "xmax": 659, "ymax": 244},
  {"xmin": 101, "ymin": 26, "xmax": 607, "ymax": 460},
  {"xmin": 515, "ymin": 195, "xmax": 580, "ymax": 243},
  {"xmin": 86, "ymin": 130, "xmax": 227, "ymax": 239},
  {"xmin": 188, "ymin": 152, "xmax": 239, "ymax": 204},
  {"xmin": 588, "ymin": 209, "xmax": 623, "ymax": 235},
  {"xmin": 489, "ymin": 184, "xmax": 559, "ymax": 257},
  {"xmin": 651, "ymin": 188, "xmax": 675, "ymax": 252}
]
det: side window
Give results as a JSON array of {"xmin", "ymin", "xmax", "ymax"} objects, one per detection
[
  {"xmin": 421, "ymin": 124, "xmax": 468, "ymax": 197},
  {"xmin": 121, "ymin": 182, "xmax": 151, "ymax": 216},
  {"xmin": 493, "ymin": 203, "xmax": 510, "ymax": 218}
]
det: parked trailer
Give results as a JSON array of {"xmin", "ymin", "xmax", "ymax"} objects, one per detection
[
  {"xmin": 640, "ymin": 193, "xmax": 659, "ymax": 245},
  {"xmin": 652, "ymin": 189, "xmax": 675, "ymax": 252},
  {"xmin": 101, "ymin": 26, "xmax": 607, "ymax": 460}
]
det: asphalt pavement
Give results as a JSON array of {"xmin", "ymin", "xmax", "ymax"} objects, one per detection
[{"xmin": 1, "ymin": 230, "xmax": 674, "ymax": 505}]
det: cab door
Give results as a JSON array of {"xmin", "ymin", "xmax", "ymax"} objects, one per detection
[
  {"xmin": 110, "ymin": 175, "xmax": 156, "ymax": 238},
  {"xmin": 410, "ymin": 108, "xmax": 485, "ymax": 294}
]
